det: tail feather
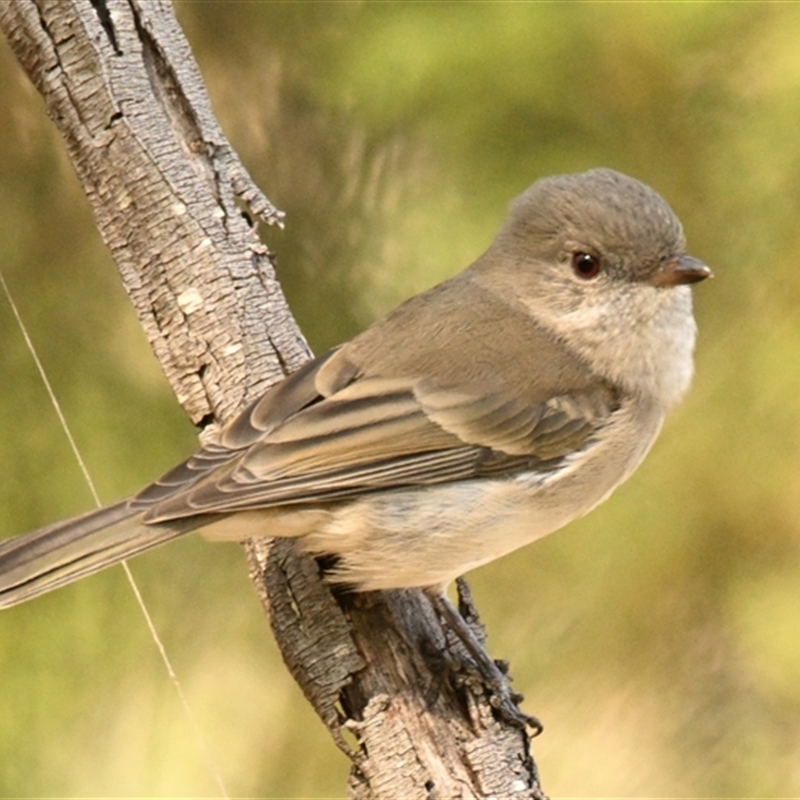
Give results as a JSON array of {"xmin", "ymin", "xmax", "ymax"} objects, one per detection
[{"xmin": 0, "ymin": 502, "xmax": 204, "ymax": 609}]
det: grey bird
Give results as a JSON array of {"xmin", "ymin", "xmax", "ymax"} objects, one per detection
[{"xmin": 0, "ymin": 168, "xmax": 711, "ymax": 614}]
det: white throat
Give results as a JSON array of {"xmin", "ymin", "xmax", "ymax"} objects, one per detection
[{"xmin": 530, "ymin": 284, "xmax": 697, "ymax": 410}]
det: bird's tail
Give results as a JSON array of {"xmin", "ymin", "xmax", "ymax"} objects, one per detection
[{"xmin": 0, "ymin": 502, "xmax": 203, "ymax": 609}]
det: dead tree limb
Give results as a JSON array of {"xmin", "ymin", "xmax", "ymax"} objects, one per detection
[{"xmin": 0, "ymin": 1, "xmax": 545, "ymax": 797}]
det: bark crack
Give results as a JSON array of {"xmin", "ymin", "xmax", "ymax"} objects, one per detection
[{"xmin": 90, "ymin": 0, "xmax": 121, "ymax": 55}]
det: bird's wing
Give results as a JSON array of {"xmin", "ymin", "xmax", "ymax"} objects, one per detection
[{"xmin": 137, "ymin": 348, "xmax": 619, "ymax": 521}]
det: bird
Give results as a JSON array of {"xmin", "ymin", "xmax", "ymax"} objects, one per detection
[{"xmin": 0, "ymin": 168, "xmax": 711, "ymax": 613}]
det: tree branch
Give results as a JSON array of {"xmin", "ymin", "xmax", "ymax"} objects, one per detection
[{"xmin": 0, "ymin": 1, "xmax": 546, "ymax": 797}]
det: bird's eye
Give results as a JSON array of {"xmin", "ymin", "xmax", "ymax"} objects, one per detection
[{"xmin": 571, "ymin": 252, "xmax": 602, "ymax": 280}]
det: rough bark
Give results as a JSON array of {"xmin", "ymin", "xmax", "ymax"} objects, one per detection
[{"xmin": 0, "ymin": 1, "xmax": 546, "ymax": 797}]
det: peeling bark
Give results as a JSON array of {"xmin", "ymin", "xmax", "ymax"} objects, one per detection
[{"xmin": 0, "ymin": 1, "xmax": 546, "ymax": 797}]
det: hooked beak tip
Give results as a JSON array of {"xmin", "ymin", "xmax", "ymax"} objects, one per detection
[{"xmin": 651, "ymin": 255, "xmax": 713, "ymax": 288}]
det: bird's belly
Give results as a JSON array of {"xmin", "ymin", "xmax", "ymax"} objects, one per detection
[
  {"xmin": 299, "ymin": 401, "xmax": 663, "ymax": 590},
  {"xmin": 299, "ymin": 477, "xmax": 555, "ymax": 589}
]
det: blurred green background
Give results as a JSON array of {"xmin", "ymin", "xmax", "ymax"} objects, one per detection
[{"xmin": 1, "ymin": 1, "xmax": 799, "ymax": 797}]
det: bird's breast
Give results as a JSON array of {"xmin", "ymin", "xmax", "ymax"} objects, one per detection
[{"xmin": 297, "ymin": 394, "xmax": 665, "ymax": 590}]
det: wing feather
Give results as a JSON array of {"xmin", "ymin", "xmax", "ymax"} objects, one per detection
[{"xmin": 138, "ymin": 348, "xmax": 619, "ymax": 523}]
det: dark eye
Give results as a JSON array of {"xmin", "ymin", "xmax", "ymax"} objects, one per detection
[{"xmin": 571, "ymin": 252, "xmax": 602, "ymax": 279}]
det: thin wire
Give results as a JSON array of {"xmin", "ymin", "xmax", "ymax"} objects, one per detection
[
  {"xmin": 0, "ymin": 266, "xmax": 229, "ymax": 799},
  {"xmin": 120, "ymin": 561, "xmax": 229, "ymax": 798}
]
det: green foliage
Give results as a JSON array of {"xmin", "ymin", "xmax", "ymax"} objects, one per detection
[{"xmin": 1, "ymin": 2, "xmax": 799, "ymax": 796}]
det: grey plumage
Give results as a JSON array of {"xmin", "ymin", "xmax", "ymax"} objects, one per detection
[{"xmin": 0, "ymin": 168, "xmax": 711, "ymax": 607}]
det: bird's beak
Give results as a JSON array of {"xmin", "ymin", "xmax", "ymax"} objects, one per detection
[{"xmin": 650, "ymin": 255, "xmax": 713, "ymax": 288}]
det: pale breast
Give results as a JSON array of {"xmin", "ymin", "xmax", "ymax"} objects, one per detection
[{"xmin": 298, "ymin": 394, "xmax": 664, "ymax": 590}]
